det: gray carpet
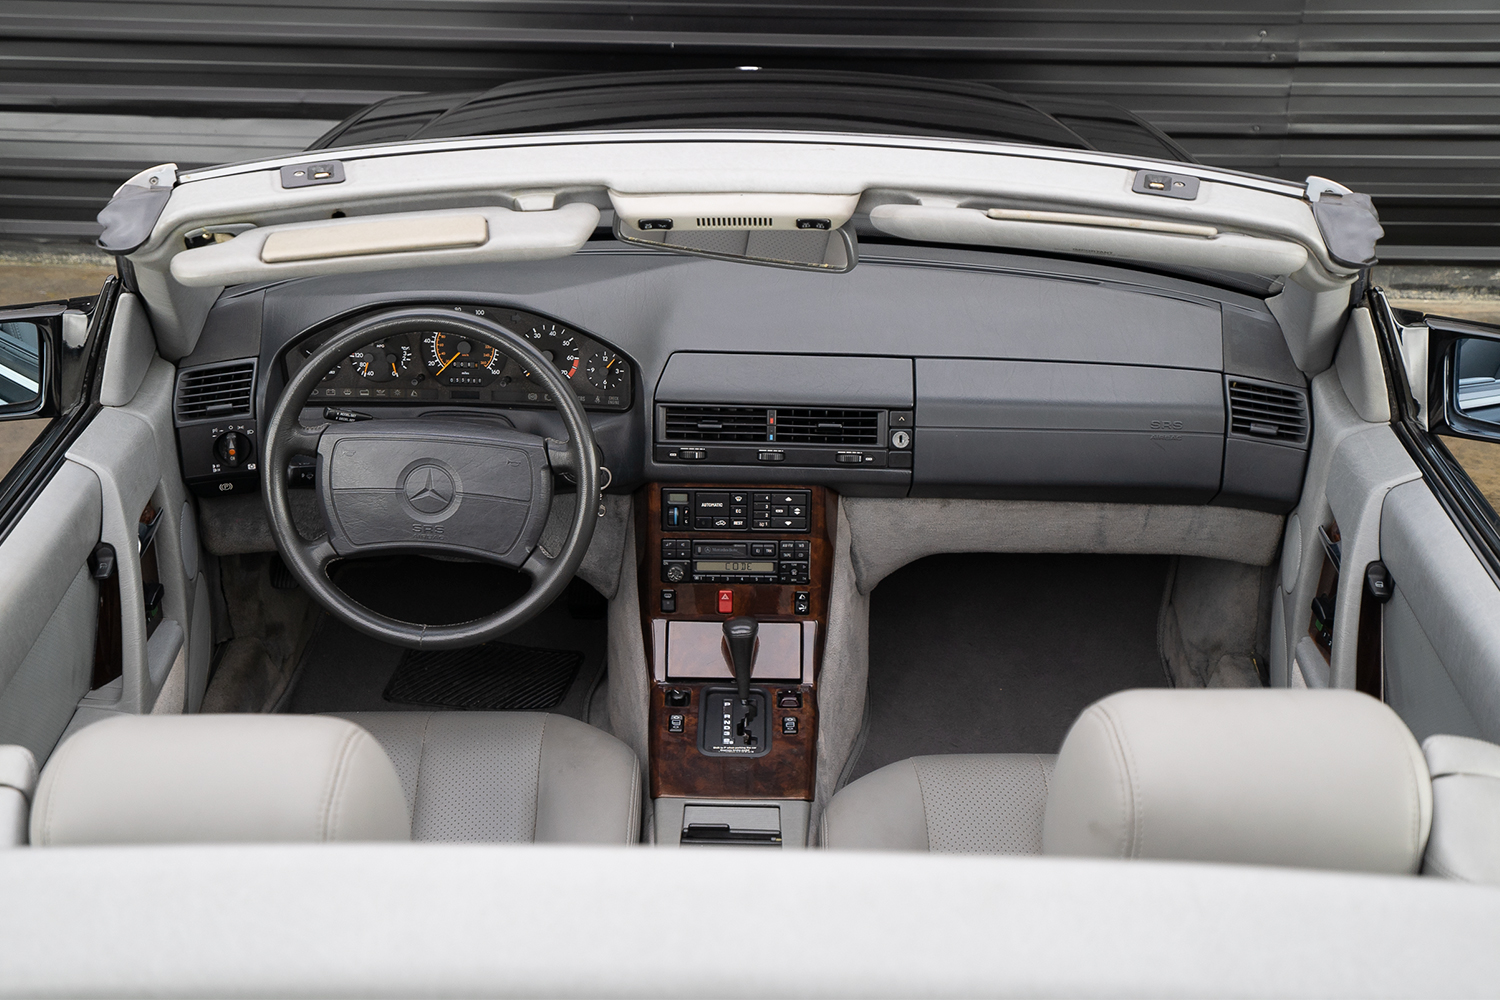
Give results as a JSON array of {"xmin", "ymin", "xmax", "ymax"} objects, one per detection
[
  {"xmin": 849, "ymin": 553, "xmax": 1171, "ymax": 781},
  {"xmin": 282, "ymin": 556, "xmax": 607, "ymax": 722}
]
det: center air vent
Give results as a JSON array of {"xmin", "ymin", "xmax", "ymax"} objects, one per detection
[
  {"xmin": 1227, "ymin": 377, "xmax": 1308, "ymax": 444},
  {"xmin": 661, "ymin": 404, "xmax": 884, "ymax": 446},
  {"xmin": 695, "ymin": 217, "xmax": 773, "ymax": 228},
  {"xmin": 774, "ymin": 408, "xmax": 881, "ymax": 446},
  {"xmin": 175, "ymin": 360, "xmax": 256, "ymax": 423},
  {"xmin": 662, "ymin": 405, "xmax": 771, "ymax": 442}
]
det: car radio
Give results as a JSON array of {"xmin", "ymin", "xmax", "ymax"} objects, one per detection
[{"xmin": 661, "ymin": 538, "xmax": 811, "ymax": 585}]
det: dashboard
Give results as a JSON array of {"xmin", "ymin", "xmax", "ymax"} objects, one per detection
[
  {"xmin": 291, "ymin": 305, "xmax": 632, "ymax": 411},
  {"xmin": 170, "ymin": 244, "xmax": 1312, "ymax": 512}
]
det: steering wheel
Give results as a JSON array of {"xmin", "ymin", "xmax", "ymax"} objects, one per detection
[{"xmin": 263, "ymin": 307, "xmax": 600, "ymax": 649}]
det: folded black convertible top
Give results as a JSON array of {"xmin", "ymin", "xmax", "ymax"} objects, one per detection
[{"xmin": 308, "ymin": 68, "xmax": 1193, "ymax": 163}]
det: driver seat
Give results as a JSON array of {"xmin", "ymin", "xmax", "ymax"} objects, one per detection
[
  {"xmin": 329, "ymin": 712, "xmax": 641, "ymax": 843},
  {"xmin": 27, "ymin": 712, "xmax": 641, "ymax": 846}
]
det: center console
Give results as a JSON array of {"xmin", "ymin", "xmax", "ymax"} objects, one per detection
[{"xmin": 640, "ymin": 484, "xmax": 835, "ymax": 847}]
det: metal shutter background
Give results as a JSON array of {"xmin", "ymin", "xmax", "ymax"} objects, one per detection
[{"xmin": 2, "ymin": 0, "xmax": 1495, "ymax": 259}]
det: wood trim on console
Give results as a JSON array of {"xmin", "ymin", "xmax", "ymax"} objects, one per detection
[{"xmin": 637, "ymin": 484, "xmax": 837, "ymax": 800}]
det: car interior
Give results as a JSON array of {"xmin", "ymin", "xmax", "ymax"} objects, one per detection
[{"xmin": 1, "ymin": 71, "xmax": 1499, "ymax": 994}]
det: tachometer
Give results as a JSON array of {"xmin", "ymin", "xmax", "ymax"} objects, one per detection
[
  {"xmin": 523, "ymin": 322, "xmax": 583, "ymax": 382},
  {"xmin": 423, "ymin": 332, "xmax": 505, "ymax": 386}
]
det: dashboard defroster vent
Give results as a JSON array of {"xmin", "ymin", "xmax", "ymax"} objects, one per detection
[
  {"xmin": 774, "ymin": 408, "xmax": 881, "ymax": 446},
  {"xmin": 662, "ymin": 405, "xmax": 771, "ymax": 442},
  {"xmin": 695, "ymin": 217, "xmax": 773, "ymax": 228},
  {"xmin": 175, "ymin": 360, "xmax": 256, "ymax": 423},
  {"xmin": 1227, "ymin": 377, "xmax": 1308, "ymax": 444}
]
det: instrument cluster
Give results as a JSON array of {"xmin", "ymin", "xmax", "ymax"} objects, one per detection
[{"xmin": 298, "ymin": 304, "xmax": 632, "ymax": 411}]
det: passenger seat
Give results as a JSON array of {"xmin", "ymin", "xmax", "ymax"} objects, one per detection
[{"xmin": 823, "ymin": 689, "xmax": 1434, "ymax": 875}]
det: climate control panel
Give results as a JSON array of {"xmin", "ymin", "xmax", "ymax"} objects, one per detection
[{"xmin": 660, "ymin": 488, "xmax": 811, "ymax": 532}]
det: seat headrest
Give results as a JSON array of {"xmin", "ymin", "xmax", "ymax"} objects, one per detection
[
  {"xmin": 1042, "ymin": 689, "xmax": 1431, "ymax": 874},
  {"xmin": 31, "ymin": 715, "xmax": 410, "ymax": 846}
]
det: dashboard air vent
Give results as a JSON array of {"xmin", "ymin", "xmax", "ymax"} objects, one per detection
[
  {"xmin": 175, "ymin": 360, "xmax": 255, "ymax": 422},
  {"xmin": 774, "ymin": 408, "xmax": 881, "ymax": 446},
  {"xmin": 662, "ymin": 405, "xmax": 771, "ymax": 442},
  {"xmin": 1227, "ymin": 378, "xmax": 1308, "ymax": 444},
  {"xmin": 695, "ymin": 217, "xmax": 773, "ymax": 228}
]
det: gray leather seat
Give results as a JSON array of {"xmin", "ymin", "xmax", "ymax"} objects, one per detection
[
  {"xmin": 824, "ymin": 689, "xmax": 1434, "ymax": 875},
  {"xmin": 27, "ymin": 711, "xmax": 640, "ymax": 847},
  {"xmin": 821, "ymin": 753, "xmax": 1057, "ymax": 854},
  {"xmin": 332, "ymin": 712, "xmax": 641, "ymax": 844}
]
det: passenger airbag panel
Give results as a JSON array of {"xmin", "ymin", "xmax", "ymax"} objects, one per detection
[{"xmin": 914, "ymin": 359, "xmax": 1225, "ymax": 500}]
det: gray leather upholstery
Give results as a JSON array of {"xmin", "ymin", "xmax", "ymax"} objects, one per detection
[
  {"xmin": 1422, "ymin": 734, "xmax": 1500, "ymax": 884},
  {"xmin": 30, "ymin": 715, "xmax": 410, "ymax": 845},
  {"xmin": 1043, "ymin": 689, "xmax": 1432, "ymax": 874},
  {"xmin": 821, "ymin": 754, "xmax": 1055, "ymax": 853},
  {"xmin": 0, "ymin": 744, "xmax": 38, "ymax": 847},
  {"xmin": 333, "ymin": 712, "xmax": 642, "ymax": 844}
]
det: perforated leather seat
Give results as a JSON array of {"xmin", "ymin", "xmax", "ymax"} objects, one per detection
[
  {"xmin": 821, "ymin": 753, "xmax": 1057, "ymax": 854},
  {"xmin": 27, "ymin": 711, "xmax": 641, "ymax": 847},
  {"xmin": 824, "ymin": 689, "xmax": 1435, "ymax": 875},
  {"xmin": 332, "ymin": 712, "xmax": 641, "ymax": 844}
]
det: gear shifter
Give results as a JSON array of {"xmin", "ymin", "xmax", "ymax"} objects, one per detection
[{"xmin": 723, "ymin": 616, "xmax": 758, "ymax": 704}]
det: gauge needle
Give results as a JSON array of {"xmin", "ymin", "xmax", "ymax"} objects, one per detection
[
  {"xmin": 434, "ymin": 352, "xmax": 459, "ymax": 376},
  {"xmin": 390, "ymin": 361, "xmax": 398, "ymax": 377}
]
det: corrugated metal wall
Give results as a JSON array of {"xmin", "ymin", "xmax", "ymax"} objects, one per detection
[{"xmin": 3, "ymin": 0, "xmax": 1496, "ymax": 259}]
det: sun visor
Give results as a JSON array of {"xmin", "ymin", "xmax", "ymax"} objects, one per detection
[
  {"xmin": 869, "ymin": 204, "xmax": 1309, "ymax": 277},
  {"xmin": 169, "ymin": 204, "xmax": 599, "ymax": 287}
]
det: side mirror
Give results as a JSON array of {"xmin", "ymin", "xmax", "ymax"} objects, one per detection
[
  {"xmin": 1427, "ymin": 317, "xmax": 1500, "ymax": 442},
  {"xmin": 0, "ymin": 320, "xmax": 44, "ymax": 417}
]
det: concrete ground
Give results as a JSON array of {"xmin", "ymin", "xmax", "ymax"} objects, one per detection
[
  {"xmin": 2, "ymin": 248, "xmax": 1500, "ymax": 506},
  {"xmin": 0, "ymin": 244, "xmax": 117, "ymax": 479}
]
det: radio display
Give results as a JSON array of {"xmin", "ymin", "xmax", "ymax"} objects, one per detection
[{"xmin": 694, "ymin": 560, "xmax": 776, "ymax": 574}]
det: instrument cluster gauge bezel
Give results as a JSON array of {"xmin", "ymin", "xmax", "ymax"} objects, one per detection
[{"xmin": 292, "ymin": 303, "xmax": 633, "ymax": 411}]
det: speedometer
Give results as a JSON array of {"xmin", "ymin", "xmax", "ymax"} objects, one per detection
[{"xmin": 422, "ymin": 332, "xmax": 505, "ymax": 386}]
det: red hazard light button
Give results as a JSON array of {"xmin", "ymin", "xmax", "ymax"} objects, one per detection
[{"xmin": 717, "ymin": 589, "xmax": 734, "ymax": 614}]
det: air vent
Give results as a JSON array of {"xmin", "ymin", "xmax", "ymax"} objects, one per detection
[
  {"xmin": 695, "ymin": 217, "xmax": 774, "ymax": 228},
  {"xmin": 774, "ymin": 408, "xmax": 881, "ymax": 446},
  {"xmin": 175, "ymin": 360, "xmax": 255, "ymax": 423},
  {"xmin": 662, "ymin": 405, "xmax": 771, "ymax": 442},
  {"xmin": 1227, "ymin": 378, "xmax": 1308, "ymax": 443}
]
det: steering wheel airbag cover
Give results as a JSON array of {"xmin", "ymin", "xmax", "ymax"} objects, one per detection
[{"xmin": 320, "ymin": 420, "xmax": 551, "ymax": 565}]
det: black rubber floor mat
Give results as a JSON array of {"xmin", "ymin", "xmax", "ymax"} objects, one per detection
[{"xmin": 384, "ymin": 642, "xmax": 584, "ymax": 711}]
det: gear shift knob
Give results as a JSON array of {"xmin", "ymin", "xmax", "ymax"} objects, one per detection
[{"xmin": 723, "ymin": 616, "xmax": 758, "ymax": 703}]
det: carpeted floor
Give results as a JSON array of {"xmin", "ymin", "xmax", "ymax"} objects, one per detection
[
  {"xmin": 281, "ymin": 555, "xmax": 608, "ymax": 723},
  {"xmin": 848, "ymin": 553, "xmax": 1171, "ymax": 781}
]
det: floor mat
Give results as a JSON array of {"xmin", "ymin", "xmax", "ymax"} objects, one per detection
[
  {"xmin": 282, "ymin": 558, "xmax": 607, "ymax": 721},
  {"xmin": 849, "ymin": 553, "xmax": 1171, "ymax": 782},
  {"xmin": 383, "ymin": 642, "xmax": 584, "ymax": 711}
]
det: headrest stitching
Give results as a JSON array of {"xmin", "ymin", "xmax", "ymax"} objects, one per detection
[
  {"xmin": 36, "ymin": 722, "xmax": 90, "ymax": 847},
  {"xmin": 1093, "ymin": 704, "xmax": 1140, "ymax": 858},
  {"xmin": 910, "ymin": 758, "xmax": 936, "ymax": 852},
  {"xmin": 531, "ymin": 710, "xmax": 549, "ymax": 845},
  {"xmin": 320, "ymin": 728, "xmax": 363, "ymax": 841}
]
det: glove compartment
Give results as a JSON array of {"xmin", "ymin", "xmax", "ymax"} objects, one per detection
[{"xmin": 912, "ymin": 358, "xmax": 1225, "ymax": 502}]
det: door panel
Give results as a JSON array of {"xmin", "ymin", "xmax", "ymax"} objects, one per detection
[
  {"xmin": 0, "ymin": 566, "xmax": 98, "ymax": 761},
  {"xmin": 0, "ymin": 460, "xmax": 102, "ymax": 760},
  {"xmin": 1271, "ymin": 315, "xmax": 1418, "ymax": 692},
  {"xmin": 1381, "ymin": 479, "xmax": 1500, "ymax": 744},
  {"xmin": 0, "ymin": 281, "xmax": 211, "ymax": 768}
]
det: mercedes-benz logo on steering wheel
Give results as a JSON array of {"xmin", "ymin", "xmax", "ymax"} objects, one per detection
[{"xmin": 403, "ymin": 465, "xmax": 455, "ymax": 514}]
